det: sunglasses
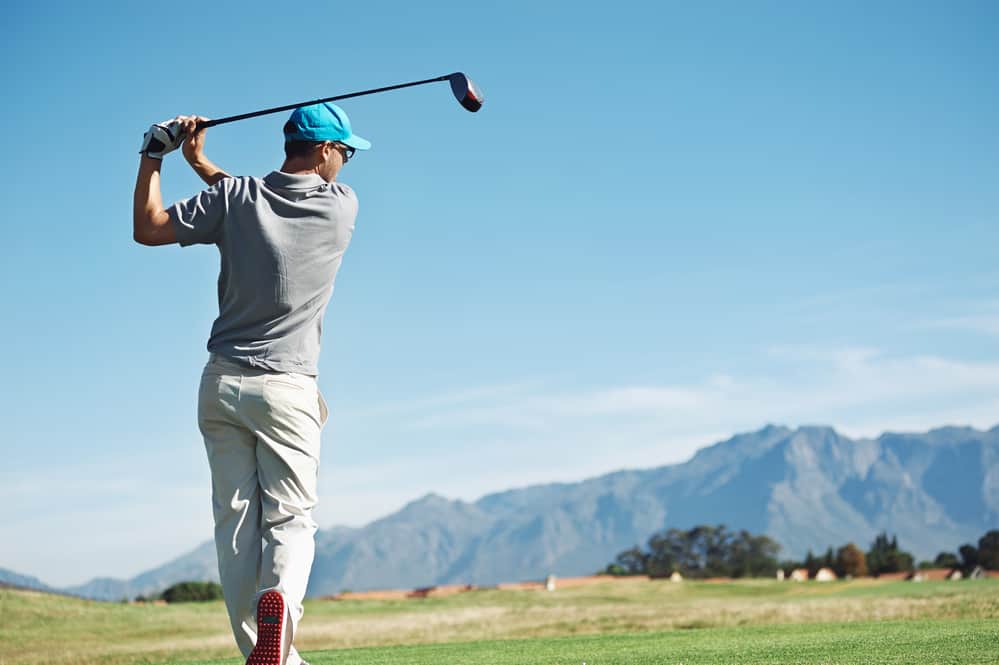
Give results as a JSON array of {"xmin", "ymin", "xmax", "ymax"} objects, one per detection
[{"xmin": 332, "ymin": 142, "xmax": 356, "ymax": 163}]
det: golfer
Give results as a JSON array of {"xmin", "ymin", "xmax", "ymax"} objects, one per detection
[{"xmin": 132, "ymin": 104, "xmax": 369, "ymax": 665}]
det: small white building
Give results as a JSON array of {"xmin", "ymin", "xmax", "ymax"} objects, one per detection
[
  {"xmin": 669, "ymin": 571, "xmax": 683, "ymax": 583},
  {"xmin": 815, "ymin": 567, "xmax": 837, "ymax": 582}
]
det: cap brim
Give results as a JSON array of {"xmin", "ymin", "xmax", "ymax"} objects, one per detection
[{"xmin": 341, "ymin": 133, "xmax": 371, "ymax": 151}]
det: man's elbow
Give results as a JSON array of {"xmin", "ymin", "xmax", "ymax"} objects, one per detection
[
  {"xmin": 133, "ymin": 212, "xmax": 175, "ymax": 246},
  {"xmin": 134, "ymin": 229, "xmax": 174, "ymax": 246},
  {"xmin": 133, "ymin": 218, "xmax": 156, "ymax": 245}
]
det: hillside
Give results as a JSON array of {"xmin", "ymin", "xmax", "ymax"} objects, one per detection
[{"xmin": 12, "ymin": 423, "xmax": 997, "ymax": 599}]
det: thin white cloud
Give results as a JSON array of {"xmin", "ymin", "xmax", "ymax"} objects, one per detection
[
  {"xmin": 929, "ymin": 314, "xmax": 999, "ymax": 336},
  {"xmin": 923, "ymin": 300, "xmax": 999, "ymax": 336},
  {"xmin": 387, "ymin": 347, "xmax": 999, "ymax": 436},
  {"xmin": 348, "ymin": 380, "xmax": 548, "ymax": 418}
]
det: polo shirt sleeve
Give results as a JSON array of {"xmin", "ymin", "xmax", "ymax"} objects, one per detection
[{"xmin": 167, "ymin": 180, "xmax": 230, "ymax": 246}]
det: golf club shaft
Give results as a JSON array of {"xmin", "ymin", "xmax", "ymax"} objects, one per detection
[{"xmin": 196, "ymin": 75, "xmax": 452, "ymax": 131}]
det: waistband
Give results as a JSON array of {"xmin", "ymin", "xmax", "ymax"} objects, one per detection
[
  {"xmin": 208, "ymin": 352, "xmax": 252, "ymax": 370},
  {"xmin": 206, "ymin": 353, "xmax": 317, "ymax": 379}
]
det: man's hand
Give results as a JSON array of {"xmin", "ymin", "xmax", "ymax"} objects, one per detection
[
  {"xmin": 140, "ymin": 117, "xmax": 186, "ymax": 159},
  {"xmin": 176, "ymin": 115, "xmax": 232, "ymax": 186},
  {"xmin": 180, "ymin": 115, "xmax": 209, "ymax": 164}
]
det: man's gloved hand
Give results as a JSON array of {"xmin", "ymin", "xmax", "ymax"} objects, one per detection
[{"xmin": 140, "ymin": 119, "xmax": 186, "ymax": 159}]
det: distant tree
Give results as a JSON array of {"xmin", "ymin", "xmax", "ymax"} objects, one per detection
[
  {"xmin": 835, "ymin": 543, "xmax": 867, "ymax": 578},
  {"xmin": 917, "ymin": 560, "xmax": 935, "ymax": 570},
  {"xmin": 607, "ymin": 546, "xmax": 648, "ymax": 576},
  {"xmin": 728, "ymin": 530, "xmax": 780, "ymax": 578},
  {"xmin": 779, "ymin": 559, "xmax": 803, "ymax": 576},
  {"xmin": 933, "ymin": 552, "xmax": 961, "ymax": 569},
  {"xmin": 603, "ymin": 524, "xmax": 779, "ymax": 580},
  {"xmin": 804, "ymin": 550, "xmax": 818, "ymax": 576},
  {"xmin": 669, "ymin": 524, "xmax": 734, "ymax": 578},
  {"xmin": 866, "ymin": 533, "xmax": 890, "ymax": 575},
  {"xmin": 821, "ymin": 547, "xmax": 836, "ymax": 571},
  {"xmin": 958, "ymin": 543, "xmax": 979, "ymax": 573},
  {"xmin": 699, "ymin": 524, "xmax": 734, "ymax": 578},
  {"xmin": 161, "ymin": 581, "xmax": 224, "ymax": 603},
  {"xmin": 803, "ymin": 547, "xmax": 837, "ymax": 576},
  {"xmin": 978, "ymin": 530, "xmax": 999, "ymax": 570},
  {"xmin": 646, "ymin": 530, "xmax": 681, "ymax": 578},
  {"xmin": 866, "ymin": 532, "xmax": 914, "ymax": 575},
  {"xmin": 651, "ymin": 525, "xmax": 731, "ymax": 578}
]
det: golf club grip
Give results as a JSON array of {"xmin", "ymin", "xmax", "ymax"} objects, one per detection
[{"xmin": 194, "ymin": 75, "xmax": 452, "ymax": 132}]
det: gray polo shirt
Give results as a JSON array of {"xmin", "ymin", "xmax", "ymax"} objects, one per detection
[{"xmin": 168, "ymin": 171, "xmax": 357, "ymax": 376}]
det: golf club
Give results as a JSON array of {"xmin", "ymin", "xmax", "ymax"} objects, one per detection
[{"xmin": 195, "ymin": 72, "xmax": 483, "ymax": 132}]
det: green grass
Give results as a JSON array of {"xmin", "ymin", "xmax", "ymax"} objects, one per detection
[
  {"xmin": 3, "ymin": 579, "xmax": 998, "ymax": 665},
  {"xmin": 182, "ymin": 620, "xmax": 999, "ymax": 665}
]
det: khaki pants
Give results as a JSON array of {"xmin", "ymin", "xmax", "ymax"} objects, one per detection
[{"xmin": 198, "ymin": 354, "xmax": 328, "ymax": 665}]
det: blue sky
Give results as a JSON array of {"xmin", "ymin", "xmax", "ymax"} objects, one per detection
[{"xmin": 1, "ymin": 1, "xmax": 997, "ymax": 586}]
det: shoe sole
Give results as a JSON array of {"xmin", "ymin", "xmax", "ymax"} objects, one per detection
[{"xmin": 247, "ymin": 590, "xmax": 284, "ymax": 665}]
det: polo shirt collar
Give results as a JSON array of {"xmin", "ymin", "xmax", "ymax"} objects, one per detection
[{"xmin": 265, "ymin": 171, "xmax": 329, "ymax": 190}]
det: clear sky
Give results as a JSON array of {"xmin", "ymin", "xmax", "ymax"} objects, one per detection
[{"xmin": 1, "ymin": 1, "xmax": 997, "ymax": 587}]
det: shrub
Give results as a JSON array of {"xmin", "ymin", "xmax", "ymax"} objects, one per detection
[
  {"xmin": 867, "ymin": 533, "xmax": 914, "ymax": 576},
  {"xmin": 978, "ymin": 530, "xmax": 999, "ymax": 570},
  {"xmin": 836, "ymin": 543, "xmax": 867, "ymax": 578},
  {"xmin": 933, "ymin": 551, "xmax": 960, "ymax": 569},
  {"xmin": 161, "ymin": 581, "xmax": 224, "ymax": 603}
]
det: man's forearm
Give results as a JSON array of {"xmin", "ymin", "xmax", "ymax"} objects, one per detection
[
  {"xmin": 134, "ymin": 156, "xmax": 164, "ymax": 230},
  {"xmin": 187, "ymin": 155, "xmax": 231, "ymax": 187},
  {"xmin": 133, "ymin": 156, "xmax": 175, "ymax": 245},
  {"xmin": 177, "ymin": 115, "xmax": 230, "ymax": 186}
]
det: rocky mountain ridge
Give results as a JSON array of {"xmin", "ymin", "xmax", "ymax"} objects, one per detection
[{"xmin": 8, "ymin": 423, "xmax": 996, "ymax": 600}]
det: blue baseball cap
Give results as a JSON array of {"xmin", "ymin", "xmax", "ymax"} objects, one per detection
[{"xmin": 283, "ymin": 102, "xmax": 371, "ymax": 150}]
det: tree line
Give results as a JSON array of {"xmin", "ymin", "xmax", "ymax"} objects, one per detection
[
  {"xmin": 605, "ymin": 526, "xmax": 999, "ymax": 579},
  {"xmin": 132, "ymin": 580, "xmax": 223, "ymax": 603},
  {"xmin": 604, "ymin": 525, "xmax": 780, "ymax": 578},
  {"xmin": 787, "ymin": 529, "xmax": 999, "ymax": 578}
]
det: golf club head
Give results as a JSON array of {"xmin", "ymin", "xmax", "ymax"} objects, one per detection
[{"xmin": 449, "ymin": 72, "xmax": 484, "ymax": 112}]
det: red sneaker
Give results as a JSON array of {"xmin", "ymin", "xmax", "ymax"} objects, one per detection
[{"xmin": 247, "ymin": 590, "xmax": 285, "ymax": 665}]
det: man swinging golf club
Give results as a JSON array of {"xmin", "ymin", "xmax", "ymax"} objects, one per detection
[{"xmin": 133, "ymin": 102, "xmax": 370, "ymax": 665}]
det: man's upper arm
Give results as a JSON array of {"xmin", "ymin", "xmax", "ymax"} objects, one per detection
[
  {"xmin": 168, "ymin": 180, "xmax": 231, "ymax": 247},
  {"xmin": 140, "ymin": 210, "xmax": 178, "ymax": 245}
]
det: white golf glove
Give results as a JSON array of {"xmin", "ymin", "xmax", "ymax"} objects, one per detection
[{"xmin": 140, "ymin": 119, "xmax": 186, "ymax": 159}]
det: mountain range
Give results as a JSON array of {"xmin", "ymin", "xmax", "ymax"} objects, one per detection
[{"xmin": 6, "ymin": 423, "xmax": 997, "ymax": 600}]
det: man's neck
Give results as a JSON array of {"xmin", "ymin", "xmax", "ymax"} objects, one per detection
[
  {"xmin": 279, "ymin": 161, "xmax": 337, "ymax": 182},
  {"xmin": 280, "ymin": 160, "xmax": 318, "ymax": 176}
]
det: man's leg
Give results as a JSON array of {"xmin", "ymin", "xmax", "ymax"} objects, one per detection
[
  {"xmin": 242, "ymin": 372, "xmax": 326, "ymax": 665},
  {"xmin": 199, "ymin": 366, "xmax": 263, "ymax": 660}
]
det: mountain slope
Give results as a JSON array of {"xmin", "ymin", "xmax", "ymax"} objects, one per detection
[
  {"xmin": 304, "ymin": 424, "xmax": 997, "ymax": 595},
  {"xmin": 63, "ymin": 540, "xmax": 218, "ymax": 601},
  {"xmin": 39, "ymin": 423, "xmax": 999, "ymax": 599},
  {"xmin": 0, "ymin": 567, "xmax": 56, "ymax": 593}
]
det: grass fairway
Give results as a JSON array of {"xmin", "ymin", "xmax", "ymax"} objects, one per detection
[
  {"xmin": 3, "ymin": 579, "xmax": 998, "ymax": 664},
  {"xmin": 181, "ymin": 619, "xmax": 999, "ymax": 665}
]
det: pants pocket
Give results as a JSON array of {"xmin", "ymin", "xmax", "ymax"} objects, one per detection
[
  {"xmin": 262, "ymin": 375, "xmax": 327, "ymax": 430},
  {"xmin": 317, "ymin": 390, "xmax": 329, "ymax": 427}
]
